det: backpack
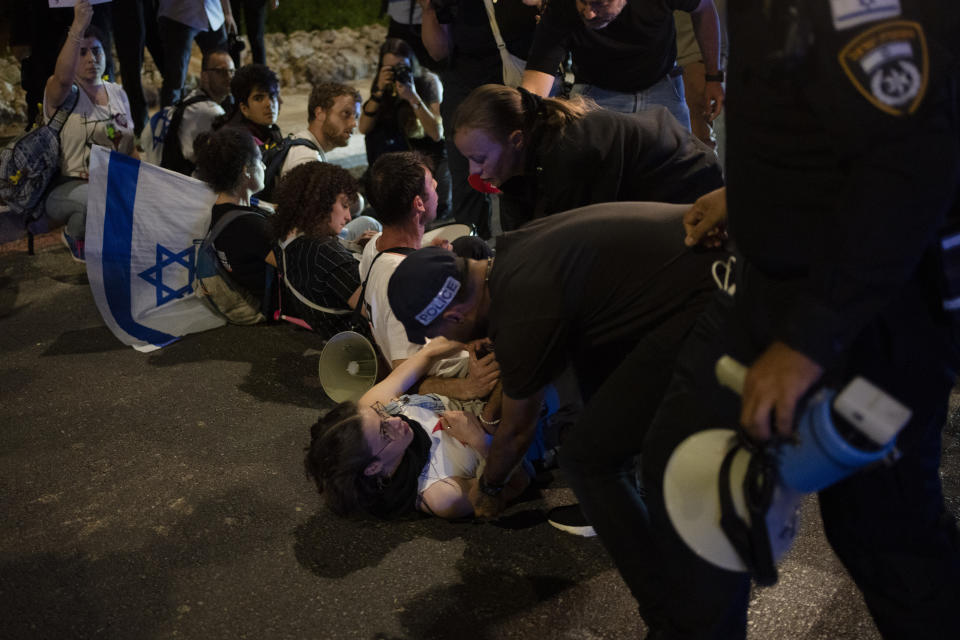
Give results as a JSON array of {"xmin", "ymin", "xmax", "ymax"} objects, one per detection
[
  {"xmin": 257, "ymin": 135, "xmax": 321, "ymax": 201},
  {"xmin": 140, "ymin": 93, "xmax": 215, "ymax": 175},
  {"xmin": 0, "ymin": 85, "xmax": 79, "ymax": 221},
  {"xmin": 193, "ymin": 208, "xmax": 272, "ymax": 325}
]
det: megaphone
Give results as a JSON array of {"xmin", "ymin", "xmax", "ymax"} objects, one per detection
[
  {"xmin": 318, "ymin": 331, "xmax": 378, "ymax": 403},
  {"xmin": 664, "ymin": 355, "xmax": 911, "ymax": 584},
  {"xmin": 663, "ymin": 428, "xmax": 803, "ymax": 583}
]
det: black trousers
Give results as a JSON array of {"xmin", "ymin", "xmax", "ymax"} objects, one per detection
[
  {"xmin": 639, "ymin": 260, "xmax": 960, "ymax": 639},
  {"xmin": 111, "ymin": 0, "xmax": 163, "ymax": 135},
  {"xmin": 230, "ymin": 0, "xmax": 267, "ymax": 65}
]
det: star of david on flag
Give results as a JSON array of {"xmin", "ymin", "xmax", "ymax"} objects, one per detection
[
  {"xmin": 138, "ymin": 244, "xmax": 196, "ymax": 306},
  {"xmin": 85, "ymin": 146, "xmax": 225, "ymax": 351}
]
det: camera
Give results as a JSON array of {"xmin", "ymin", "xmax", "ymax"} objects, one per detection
[
  {"xmin": 228, "ymin": 32, "xmax": 246, "ymax": 60},
  {"xmin": 390, "ymin": 64, "xmax": 413, "ymax": 86}
]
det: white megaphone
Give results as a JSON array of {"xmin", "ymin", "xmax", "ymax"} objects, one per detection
[
  {"xmin": 663, "ymin": 357, "xmax": 803, "ymax": 585},
  {"xmin": 318, "ymin": 331, "xmax": 379, "ymax": 403}
]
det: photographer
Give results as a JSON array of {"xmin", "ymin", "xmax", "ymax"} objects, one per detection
[{"xmin": 358, "ymin": 38, "xmax": 451, "ymax": 220}]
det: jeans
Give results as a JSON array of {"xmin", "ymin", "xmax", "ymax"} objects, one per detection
[
  {"xmin": 639, "ymin": 263, "xmax": 960, "ymax": 638},
  {"xmin": 44, "ymin": 179, "xmax": 88, "ymax": 239},
  {"xmin": 573, "ymin": 73, "xmax": 692, "ymax": 131},
  {"xmin": 159, "ymin": 16, "xmax": 228, "ymax": 106}
]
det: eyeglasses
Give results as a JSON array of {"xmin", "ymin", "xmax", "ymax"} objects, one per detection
[
  {"xmin": 203, "ymin": 67, "xmax": 235, "ymax": 76},
  {"xmin": 371, "ymin": 402, "xmax": 395, "ymax": 458}
]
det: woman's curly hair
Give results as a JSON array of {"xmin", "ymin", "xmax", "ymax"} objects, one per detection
[{"xmin": 272, "ymin": 161, "xmax": 359, "ymax": 240}]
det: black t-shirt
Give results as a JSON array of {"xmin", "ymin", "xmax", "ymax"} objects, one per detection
[
  {"xmin": 279, "ymin": 235, "xmax": 361, "ymax": 337},
  {"xmin": 725, "ymin": 0, "xmax": 960, "ymax": 366},
  {"xmin": 498, "ymin": 107, "xmax": 723, "ymax": 231},
  {"xmin": 210, "ymin": 203, "xmax": 273, "ymax": 298},
  {"xmin": 436, "ymin": 0, "xmax": 539, "ymax": 68},
  {"xmin": 526, "ymin": 0, "xmax": 699, "ymax": 91},
  {"xmin": 364, "ymin": 72, "xmax": 446, "ymax": 165},
  {"xmin": 488, "ymin": 202, "xmax": 721, "ymax": 398}
]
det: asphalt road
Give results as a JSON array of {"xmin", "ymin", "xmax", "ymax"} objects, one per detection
[{"xmin": 2, "ymin": 245, "xmax": 959, "ymax": 639}]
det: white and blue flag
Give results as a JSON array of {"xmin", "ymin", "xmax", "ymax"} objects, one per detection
[{"xmin": 85, "ymin": 146, "xmax": 225, "ymax": 352}]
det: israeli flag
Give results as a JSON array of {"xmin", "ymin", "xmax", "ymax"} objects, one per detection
[{"xmin": 86, "ymin": 146, "xmax": 225, "ymax": 352}]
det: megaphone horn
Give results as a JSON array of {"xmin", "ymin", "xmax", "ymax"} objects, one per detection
[{"xmin": 318, "ymin": 331, "xmax": 379, "ymax": 403}]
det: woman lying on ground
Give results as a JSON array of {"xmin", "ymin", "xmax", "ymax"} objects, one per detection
[
  {"xmin": 305, "ymin": 336, "xmax": 526, "ymax": 520},
  {"xmin": 44, "ymin": 0, "xmax": 137, "ymax": 262},
  {"xmin": 271, "ymin": 161, "xmax": 381, "ymax": 336},
  {"xmin": 452, "ymin": 83, "xmax": 723, "ymax": 232},
  {"xmin": 193, "ymin": 126, "xmax": 274, "ymax": 324}
]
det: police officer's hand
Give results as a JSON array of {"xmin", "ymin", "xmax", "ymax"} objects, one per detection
[
  {"xmin": 741, "ymin": 341, "xmax": 823, "ymax": 441},
  {"xmin": 704, "ymin": 80, "xmax": 724, "ymax": 122},
  {"xmin": 469, "ymin": 481, "xmax": 505, "ymax": 520},
  {"xmin": 464, "ymin": 344, "xmax": 500, "ymax": 399},
  {"xmin": 683, "ymin": 187, "xmax": 728, "ymax": 248}
]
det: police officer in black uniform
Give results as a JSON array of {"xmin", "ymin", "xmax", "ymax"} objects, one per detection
[{"xmin": 636, "ymin": 0, "xmax": 960, "ymax": 637}]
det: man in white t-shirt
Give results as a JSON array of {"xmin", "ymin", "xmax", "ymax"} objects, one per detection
[
  {"xmin": 178, "ymin": 49, "xmax": 234, "ymax": 166},
  {"xmin": 361, "ymin": 151, "xmax": 498, "ymax": 401},
  {"xmin": 280, "ymin": 82, "xmax": 362, "ymax": 176}
]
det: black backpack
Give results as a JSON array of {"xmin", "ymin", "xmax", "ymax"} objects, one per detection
[
  {"xmin": 257, "ymin": 135, "xmax": 321, "ymax": 201},
  {"xmin": 141, "ymin": 93, "xmax": 216, "ymax": 175}
]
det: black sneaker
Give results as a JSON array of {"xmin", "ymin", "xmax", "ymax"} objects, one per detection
[{"xmin": 546, "ymin": 504, "xmax": 596, "ymax": 537}]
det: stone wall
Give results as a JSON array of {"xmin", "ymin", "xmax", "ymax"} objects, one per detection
[{"xmin": 0, "ymin": 23, "xmax": 385, "ymax": 136}]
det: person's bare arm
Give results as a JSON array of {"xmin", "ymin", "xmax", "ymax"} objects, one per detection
[
  {"xmin": 360, "ymin": 337, "xmax": 465, "ymax": 407},
  {"xmin": 220, "ymin": 0, "xmax": 238, "ymax": 35},
  {"xmin": 416, "ymin": 345, "xmax": 500, "ymax": 400},
  {"xmin": 689, "ymin": 0, "xmax": 724, "ymax": 121},
  {"xmin": 418, "ymin": 0, "xmax": 451, "ymax": 61},
  {"xmin": 347, "ymin": 285, "xmax": 362, "ymax": 310},
  {"xmin": 45, "ymin": 0, "xmax": 92, "ymax": 117},
  {"xmin": 519, "ymin": 69, "xmax": 555, "ymax": 97},
  {"xmin": 468, "ymin": 388, "xmax": 544, "ymax": 518}
]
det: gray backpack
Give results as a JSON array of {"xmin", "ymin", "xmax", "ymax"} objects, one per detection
[{"xmin": 0, "ymin": 86, "xmax": 79, "ymax": 220}]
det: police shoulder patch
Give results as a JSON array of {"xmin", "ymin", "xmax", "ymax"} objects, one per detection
[
  {"xmin": 838, "ymin": 20, "xmax": 928, "ymax": 116},
  {"xmin": 830, "ymin": 0, "xmax": 901, "ymax": 31}
]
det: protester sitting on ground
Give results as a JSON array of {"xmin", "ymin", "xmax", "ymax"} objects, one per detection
[
  {"xmin": 193, "ymin": 127, "xmax": 275, "ymax": 324},
  {"xmin": 43, "ymin": 0, "xmax": 137, "ymax": 263},
  {"xmin": 174, "ymin": 49, "xmax": 235, "ymax": 171},
  {"xmin": 272, "ymin": 161, "xmax": 382, "ymax": 336},
  {"xmin": 361, "ymin": 151, "xmax": 499, "ymax": 409},
  {"xmin": 453, "ymin": 84, "xmax": 724, "ymax": 231},
  {"xmin": 305, "ymin": 335, "xmax": 527, "ymax": 520},
  {"xmin": 358, "ymin": 38, "xmax": 451, "ymax": 219},
  {"xmin": 215, "ymin": 62, "xmax": 283, "ymax": 148},
  {"xmin": 279, "ymin": 82, "xmax": 362, "ymax": 176}
]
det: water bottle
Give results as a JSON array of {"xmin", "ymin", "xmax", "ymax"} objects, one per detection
[{"xmin": 715, "ymin": 356, "xmax": 911, "ymax": 493}]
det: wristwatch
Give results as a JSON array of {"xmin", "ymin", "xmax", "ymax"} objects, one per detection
[
  {"xmin": 705, "ymin": 70, "xmax": 725, "ymax": 82},
  {"xmin": 478, "ymin": 475, "xmax": 505, "ymax": 497}
]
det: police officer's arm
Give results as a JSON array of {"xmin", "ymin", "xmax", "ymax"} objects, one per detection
[
  {"xmin": 414, "ymin": 344, "xmax": 500, "ymax": 399},
  {"xmin": 688, "ymin": 0, "xmax": 724, "ymax": 121},
  {"xmin": 468, "ymin": 387, "xmax": 545, "ymax": 518},
  {"xmin": 520, "ymin": 0, "xmax": 570, "ymax": 97},
  {"xmin": 742, "ymin": 15, "xmax": 958, "ymax": 440}
]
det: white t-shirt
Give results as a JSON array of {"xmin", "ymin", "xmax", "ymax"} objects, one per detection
[
  {"xmin": 179, "ymin": 89, "xmax": 225, "ymax": 162},
  {"xmin": 280, "ymin": 129, "xmax": 326, "ymax": 177},
  {"xmin": 46, "ymin": 83, "xmax": 134, "ymax": 178},
  {"xmin": 400, "ymin": 404, "xmax": 484, "ymax": 495},
  {"xmin": 359, "ymin": 233, "xmax": 422, "ymax": 363},
  {"xmin": 158, "ymin": 0, "xmax": 224, "ymax": 31}
]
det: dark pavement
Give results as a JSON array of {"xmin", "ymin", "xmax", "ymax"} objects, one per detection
[{"xmin": 2, "ymin": 241, "xmax": 959, "ymax": 640}]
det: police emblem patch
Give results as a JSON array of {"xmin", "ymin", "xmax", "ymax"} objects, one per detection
[{"xmin": 838, "ymin": 20, "xmax": 928, "ymax": 116}]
